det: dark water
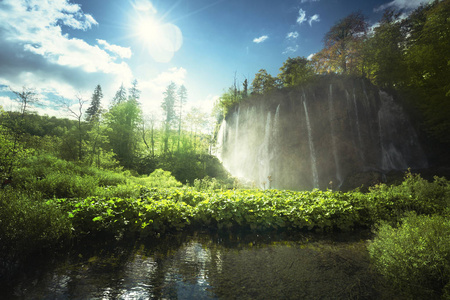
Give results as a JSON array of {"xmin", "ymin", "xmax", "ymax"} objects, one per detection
[{"xmin": 4, "ymin": 231, "xmax": 395, "ymax": 299}]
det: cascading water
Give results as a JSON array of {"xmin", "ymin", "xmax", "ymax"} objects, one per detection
[
  {"xmin": 303, "ymin": 98, "xmax": 319, "ymax": 189},
  {"xmin": 258, "ymin": 112, "xmax": 272, "ymax": 189},
  {"xmin": 235, "ymin": 106, "xmax": 240, "ymax": 155},
  {"xmin": 328, "ymin": 85, "xmax": 342, "ymax": 186},
  {"xmin": 352, "ymin": 89, "xmax": 365, "ymax": 164},
  {"xmin": 215, "ymin": 76, "xmax": 428, "ymax": 190},
  {"xmin": 214, "ymin": 119, "xmax": 226, "ymax": 161}
]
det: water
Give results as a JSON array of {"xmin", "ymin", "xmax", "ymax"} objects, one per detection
[
  {"xmin": 328, "ymin": 84, "xmax": 342, "ymax": 186},
  {"xmin": 303, "ymin": 98, "xmax": 319, "ymax": 189},
  {"xmin": 258, "ymin": 112, "xmax": 272, "ymax": 189},
  {"xmin": 3, "ymin": 231, "xmax": 394, "ymax": 299},
  {"xmin": 352, "ymin": 89, "xmax": 365, "ymax": 163}
]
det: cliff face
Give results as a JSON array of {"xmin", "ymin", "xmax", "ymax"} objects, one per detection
[{"xmin": 215, "ymin": 76, "xmax": 428, "ymax": 190}]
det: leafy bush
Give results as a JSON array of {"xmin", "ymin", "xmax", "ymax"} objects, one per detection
[
  {"xmin": 0, "ymin": 189, "xmax": 72, "ymax": 260},
  {"xmin": 55, "ymin": 196, "xmax": 193, "ymax": 237},
  {"xmin": 368, "ymin": 213, "xmax": 450, "ymax": 298},
  {"xmin": 358, "ymin": 171, "xmax": 450, "ymax": 224},
  {"xmin": 135, "ymin": 169, "xmax": 182, "ymax": 188},
  {"xmin": 192, "ymin": 176, "xmax": 227, "ymax": 191}
]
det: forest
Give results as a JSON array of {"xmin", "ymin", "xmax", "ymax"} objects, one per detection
[{"xmin": 1, "ymin": 1, "xmax": 450, "ymax": 298}]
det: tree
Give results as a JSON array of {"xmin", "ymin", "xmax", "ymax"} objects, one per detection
[
  {"xmin": 185, "ymin": 107, "xmax": 210, "ymax": 152},
  {"xmin": 278, "ymin": 56, "xmax": 314, "ymax": 87},
  {"xmin": 58, "ymin": 94, "xmax": 86, "ymax": 161},
  {"xmin": 251, "ymin": 69, "xmax": 277, "ymax": 94},
  {"xmin": 128, "ymin": 79, "xmax": 140, "ymax": 102},
  {"xmin": 85, "ymin": 84, "xmax": 103, "ymax": 122},
  {"xmin": 161, "ymin": 82, "xmax": 177, "ymax": 153},
  {"xmin": 106, "ymin": 99, "xmax": 142, "ymax": 167},
  {"xmin": 242, "ymin": 79, "xmax": 249, "ymax": 98},
  {"xmin": 323, "ymin": 12, "xmax": 368, "ymax": 74},
  {"xmin": 112, "ymin": 83, "xmax": 127, "ymax": 105},
  {"xmin": 363, "ymin": 10, "xmax": 408, "ymax": 88},
  {"xmin": 177, "ymin": 85, "xmax": 187, "ymax": 152},
  {"xmin": 404, "ymin": 1, "xmax": 450, "ymax": 144}
]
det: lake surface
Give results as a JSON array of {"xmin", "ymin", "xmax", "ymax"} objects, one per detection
[{"xmin": 4, "ymin": 230, "xmax": 395, "ymax": 299}]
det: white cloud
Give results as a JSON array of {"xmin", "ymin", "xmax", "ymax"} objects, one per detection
[
  {"xmin": 297, "ymin": 9, "xmax": 307, "ymax": 24},
  {"xmin": 0, "ymin": 0, "xmax": 133, "ymax": 103},
  {"xmin": 283, "ymin": 45, "xmax": 299, "ymax": 55},
  {"xmin": 308, "ymin": 14, "xmax": 320, "ymax": 26},
  {"xmin": 97, "ymin": 39, "xmax": 132, "ymax": 59},
  {"xmin": 375, "ymin": 0, "xmax": 433, "ymax": 12},
  {"xmin": 307, "ymin": 53, "xmax": 316, "ymax": 60},
  {"xmin": 286, "ymin": 31, "xmax": 299, "ymax": 39},
  {"xmin": 253, "ymin": 35, "xmax": 269, "ymax": 43}
]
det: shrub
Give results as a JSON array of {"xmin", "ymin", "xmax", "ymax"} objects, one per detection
[
  {"xmin": 0, "ymin": 189, "xmax": 72, "ymax": 260},
  {"xmin": 135, "ymin": 169, "xmax": 182, "ymax": 188},
  {"xmin": 368, "ymin": 213, "xmax": 450, "ymax": 298},
  {"xmin": 361, "ymin": 172, "xmax": 450, "ymax": 223}
]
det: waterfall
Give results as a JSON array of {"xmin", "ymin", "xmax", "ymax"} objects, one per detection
[
  {"xmin": 215, "ymin": 119, "xmax": 226, "ymax": 161},
  {"xmin": 258, "ymin": 112, "xmax": 272, "ymax": 189},
  {"xmin": 273, "ymin": 104, "xmax": 281, "ymax": 138},
  {"xmin": 352, "ymin": 89, "xmax": 365, "ymax": 163},
  {"xmin": 233, "ymin": 106, "xmax": 241, "ymax": 170},
  {"xmin": 234, "ymin": 106, "xmax": 240, "ymax": 157},
  {"xmin": 378, "ymin": 91, "xmax": 408, "ymax": 170},
  {"xmin": 303, "ymin": 100, "xmax": 319, "ymax": 189},
  {"xmin": 215, "ymin": 77, "xmax": 428, "ymax": 191},
  {"xmin": 328, "ymin": 84, "xmax": 342, "ymax": 186}
]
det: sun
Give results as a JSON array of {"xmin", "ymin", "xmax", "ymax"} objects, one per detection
[
  {"xmin": 136, "ymin": 16, "xmax": 163, "ymax": 46},
  {"xmin": 133, "ymin": 14, "xmax": 182, "ymax": 63}
]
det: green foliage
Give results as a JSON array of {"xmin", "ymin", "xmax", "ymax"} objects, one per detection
[
  {"xmin": 251, "ymin": 69, "xmax": 277, "ymax": 95},
  {"xmin": 368, "ymin": 213, "xmax": 450, "ymax": 298},
  {"xmin": 0, "ymin": 189, "xmax": 72, "ymax": 260},
  {"xmin": 105, "ymin": 98, "xmax": 142, "ymax": 167},
  {"xmin": 278, "ymin": 56, "xmax": 314, "ymax": 87},
  {"xmin": 360, "ymin": 171, "xmax": 450, "ymax": 223},
  {"xmin": 193, "ymin": 176, "xmax": 224, "ymax": 191},
  {"xmin": 12, "ymin": 153, "xmax": 128, "ymax": 198},
  {"xmin": 136, "ymin": 169, "xmax": 182, "ymax": 188}
]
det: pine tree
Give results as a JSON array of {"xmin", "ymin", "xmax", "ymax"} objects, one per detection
[
  {"xmin": 112, "ymin": 83, "xmax": 127, "ymax": 105},
  {"xmin": 161, "ymin": 82, "xmax": 177, "ymax": 153},
  {"xmin": 86, "ymin": 84, "xmax": 103, "ymax": 122},
  {"xmin": 128, "ymin": 79, "xmax": 141, "ymax": 102}
]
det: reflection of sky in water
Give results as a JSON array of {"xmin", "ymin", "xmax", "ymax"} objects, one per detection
[{"xmin": 8, "ymin": 233, "xmax": 392, "ymax": 299}]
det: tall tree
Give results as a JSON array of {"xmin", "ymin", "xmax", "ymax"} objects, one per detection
[
  {"xmin": 404, "ymin": 1, "xmax": 450, "ymax": 144},
  {"xmin": 363, "ymin": 10, "xmax": 407, "ymax": 88},
  {"xmin": 278, "ymin": 56, "xmax": 314, "ymax": 87},
  {"xmin": 2, "ymin": 87, "xmax": 38, "ymax": 175},
  {"xmin": 128, "ymin": 79, "xmax": 140, "ymax": 102},
  {"xmin": 112, "ymin": 83, "xmax": 127, "ymax": 105},
  {"xmin": 85, "ymin": 84, "xmax": 103, "ymax": 122},
  {"xmin": 251, "ymin": 69, "xmax": 277, "ymax": 94},
  {"xmin": 323, "ymin": 12, "xmax": 368, "ymax": 74},
  {"xmin": 161, "ymin": 82, "xmax": 177, "ymax": 153},
  {"xmin": 177, "ymin": 85, "xmax": 187, "ymax": 152},
  {"xmin": 58, "ymin": 94, "xmax": 86, "ymax": 161},
  {"xmin": 106, "ymin": 99, "xmax": 142, "ymax": 167}
]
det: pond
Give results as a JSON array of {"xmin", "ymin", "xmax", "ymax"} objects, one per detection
[{"xmin": 4, "ymin": 230, "xmax": 395, "ymax": 299}]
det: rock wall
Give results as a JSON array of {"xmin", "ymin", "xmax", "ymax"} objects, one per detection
[{"xmin": 215, "ymin": 76, "xmax": 428, "ymax": 190}]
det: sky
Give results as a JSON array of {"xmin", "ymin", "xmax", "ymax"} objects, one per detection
[{"xmin": 0, "ymin": 0, "xmax": 433, "ymax": 120}]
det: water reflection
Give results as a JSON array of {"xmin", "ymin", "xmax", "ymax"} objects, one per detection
[{"xmin": 7, "ymin": 231, "xmax": 393, "ymax": 299}]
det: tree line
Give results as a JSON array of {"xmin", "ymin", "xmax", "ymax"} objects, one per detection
[
  {"xmin": 0, "ymin": 80, "xmax": 226, "ymax": 185},
  {"xmin": 218, "ymin": 0, "xmax": 449, "ymax": 148}
]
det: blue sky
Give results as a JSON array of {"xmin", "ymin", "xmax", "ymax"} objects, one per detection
[{"xmin": 0, "ymin": 0, "xmax": 433, "ymax": 118}]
